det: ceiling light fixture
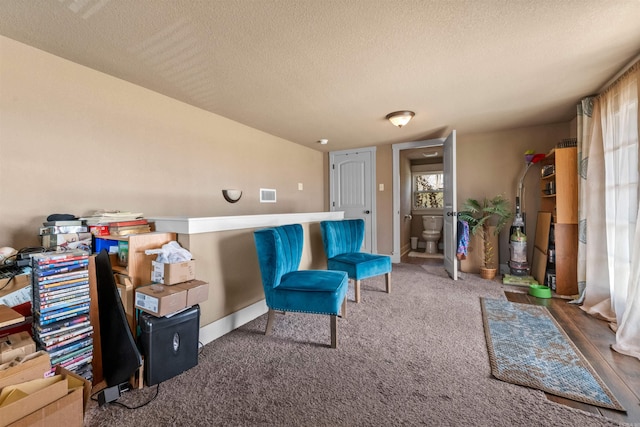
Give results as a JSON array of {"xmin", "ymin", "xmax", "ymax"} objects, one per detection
[
  {"xmin": 317, "ymin": 139, "xmax": 328, "ymax": 145},
  {"xmin": 386, "ymin": 111, "xmax": 415, "ymax": 128},
  {"xmin": 422, "ymin": 151, "xmax": 439, "ymax": 158}
]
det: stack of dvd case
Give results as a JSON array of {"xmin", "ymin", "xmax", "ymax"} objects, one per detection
[{"xmin": 31, "ymin": 250, "xmax": 93, "ymax": 381}]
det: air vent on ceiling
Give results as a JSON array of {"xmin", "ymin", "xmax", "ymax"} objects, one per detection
[{"xmin": 260, "ymin": 188, "xmax": 276, "ymax": 203}]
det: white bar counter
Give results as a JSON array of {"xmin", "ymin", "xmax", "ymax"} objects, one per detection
[
  {"xmin": 146, "ymin": 212, "xmax": 344, "ymax": 345},
  {"xmin": 149, "ymin": 211, "xmax": 344, "ymax": 234}
]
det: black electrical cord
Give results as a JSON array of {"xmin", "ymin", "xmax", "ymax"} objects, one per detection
[
  {"xmin": 0, "ymin": 246, "xmax": 48, "ymax": 291},
  {"xmin": 0, "ymin": 269, "xmax": 17, "ymax": 292},
  {"xmin": 112, "ymin": 383, "xmax": 160, "ymax": 409},
  {"xmin": 90, "ymin": 383, "xmax": 160, "ymax": 409}
]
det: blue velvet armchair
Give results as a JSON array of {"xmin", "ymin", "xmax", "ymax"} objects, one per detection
[
  {"xmin": 254, "ymin": 223, "xmax": 349, "ymax": 348},
  {"xmin": 320, "ymin": 219, "xmax": 391, "ymax": 303}
]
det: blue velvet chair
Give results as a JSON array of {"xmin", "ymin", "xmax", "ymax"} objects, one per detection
[
  {"xmin": 320, "ymin": 219, "xmax": 391, "ymax": 303},
  {"xmin": 254, "ymin": 223, "xmax": 349, "ymax": 348}
]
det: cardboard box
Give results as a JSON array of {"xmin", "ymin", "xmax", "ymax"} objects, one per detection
[
  {"xmin": 0, "ymin": 352, "xmax": 50, "ymax": 391},
  {"xmin": 151, "ymin": 260, "xmax": 195, "ymax": 285},
  {"xmin": 89, "ymin": 225, "xmax": 110, "ymax": 236},
  {"xmin": 135, "ymin": 284, "xmax": 187, "ymax": 317},
  {"xmin": 0, "ymin": 375, "xmax": 67, "ymax": 426},
  {"xmin": 3, "ymin": 366, "xmax": 90, "ymax": 427},
  {"xmin": 174, "ymin": 280, "xmax": 209, "ymax": 306},
  {"xmin": 0, "ymin": 333, "xmax": 36, "ymax": 365},
  {"xmin": 115, "ymin": 274, "xmax": 135, "ymax": 333}
]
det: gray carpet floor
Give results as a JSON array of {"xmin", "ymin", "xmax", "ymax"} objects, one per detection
[{"xmin": 83, "ymin": 263, "xmax": 627, "ymax": 426}]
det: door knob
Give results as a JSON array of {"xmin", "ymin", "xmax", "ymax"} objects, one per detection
[{"xmin": 364, "ymin": 210, "xmax": 371, "ymax": 214}]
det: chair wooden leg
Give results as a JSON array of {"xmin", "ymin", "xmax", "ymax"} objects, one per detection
[
  {"xmin": 341, "ymin": 296, "xmax": 347, "ymax": 318},
  {"xmin": 385, "ymin": 272, "xmax": 391, "ymax": 294},
  {"xmin": 330, "ymin": 314, "xmax": 337, "ymax": 348},
  {"xmin": 265, "ymin": 309, "xmax": 275, "ymax": 335},
  {"xmin": 355, "ymin": 279, "xmax": 361, "ymax": 303}
]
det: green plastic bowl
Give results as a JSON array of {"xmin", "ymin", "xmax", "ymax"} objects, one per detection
[{"xmin": 529, "ymin": 284, "xmax": 552, "ymax": 299}]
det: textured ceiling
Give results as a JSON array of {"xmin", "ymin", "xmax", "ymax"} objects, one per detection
[{"xmin": 1, "ymin": 0, "xmax": 640, "ymax": 152}]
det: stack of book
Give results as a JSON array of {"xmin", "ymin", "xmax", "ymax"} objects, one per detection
[
  {"xmin": 81, "ymin": 211, "xmax": 151, "ymax": 237},
  {"xmin": 40, "ymin": 219, "xmax": 92, "ymax": 253},
  {"xmin": 108, "ymin": 218, "xmax": 151, "ymax": 236},
  {"xmin": 31, "ymin": 251, "xmax": 93, "ymax": 381},
  {"xmin": 81, "ymin": 210, "xmax": 144, "ymax": 226}
]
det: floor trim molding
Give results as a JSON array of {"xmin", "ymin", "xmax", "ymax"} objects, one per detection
[{"xmin": 199, "ymin": 299, "xmax": 268, "ymax": 345}]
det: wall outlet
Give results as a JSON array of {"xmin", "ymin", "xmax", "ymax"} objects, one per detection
[
  {"xmin": 298, "ymin": 183, "xmax": 303, "ymax": 191},
  {"xmin": 379, "ymin": 184, "xmax": 384, "ymax": 191}
]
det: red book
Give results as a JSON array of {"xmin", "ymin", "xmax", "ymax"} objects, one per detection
[{"xmin": 107, "ymin": 219, "xmax": 148, "ymax": 227}]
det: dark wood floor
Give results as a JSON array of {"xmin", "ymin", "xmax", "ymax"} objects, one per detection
[
  {"xmin": 402, "ymin": 255, "xmax": 640, "ymax": 424},
  {"xmin": 506, "ymin": 291, "xmax": 640, "ymax": 424}
]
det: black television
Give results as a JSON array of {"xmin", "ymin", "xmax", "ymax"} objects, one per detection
[{"xmin": 94, "ymin": 250, "xmax": 142, "ymax": 404}]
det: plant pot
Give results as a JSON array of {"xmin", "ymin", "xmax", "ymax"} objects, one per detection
[{"xmin": 480, "ymin": 267, "xmax": 497, "ymax": 280}]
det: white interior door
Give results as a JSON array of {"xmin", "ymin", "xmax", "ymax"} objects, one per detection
[
  {"xmin": 329, "ymin": 148, "xmax": 376, "ymax": 253},
  {"xmin": 443, "ymin": 130, "xmax": 458, "ymax": 280}
]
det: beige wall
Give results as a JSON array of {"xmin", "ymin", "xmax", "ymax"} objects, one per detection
[
  {"xmin": 177, "ymin": 221, "xmax": 327, "ymax": 326},
  {"xmin": 372, "ymin": 124, "xmax": 571, "ymax": 265},
  {"xmin": 0, "ymin": 36, "xmax": 325, "ymax": 249},
  {"xmin": 456, "ymin": 123, "xmax": 571, "ymax": 270},
  {"xmin": 1, "ymin": 35, "xmax": 575, "ymax": 275},
  {"xmin": 375, "ymin": 145, "xmax": 393, "ymax": 254}
]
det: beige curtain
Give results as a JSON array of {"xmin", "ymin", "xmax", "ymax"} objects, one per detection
[
  {"xmin": 581, "ymin": 62, "xmax": 640, "ymax": 361},
  {"xmin": 573, "ymin": 96, "xmax": 595, "ymax": 304}
]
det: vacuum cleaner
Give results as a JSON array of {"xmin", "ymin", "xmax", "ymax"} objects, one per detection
[{"xmin": 509, "ymin": 151, "xmax": 545, "ymax": 276}]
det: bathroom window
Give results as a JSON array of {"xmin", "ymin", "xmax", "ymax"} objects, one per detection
[{"xmin": 413, "ymin": 172, "xmax": 444, "ymax": 210}]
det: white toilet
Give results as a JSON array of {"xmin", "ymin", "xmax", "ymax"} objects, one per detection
[{"xmin": 422, "ymin": 215, "xmax": 444, "ymax": 254}]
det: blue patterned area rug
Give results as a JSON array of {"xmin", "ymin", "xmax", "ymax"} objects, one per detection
[{"xmin": 480, "ymin": 298, "xmax": 625, "ymax": 411}]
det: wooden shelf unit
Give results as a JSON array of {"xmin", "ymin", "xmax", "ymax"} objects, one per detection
[
  {"xmin": 89, "ymin": 231, "xmax": 175, "ymax": 385},
  {"xmin": 98, "ymin": 232, "xmax": 176, "ymax": 286},
  {"xmin": 534, "ymin": 147, "xmax": 578, "ymax": 295}
]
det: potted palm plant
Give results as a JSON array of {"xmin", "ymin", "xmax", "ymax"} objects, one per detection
[{"xmin": 458, "ymin": 195, "xmax": 513, "ymax": 280}]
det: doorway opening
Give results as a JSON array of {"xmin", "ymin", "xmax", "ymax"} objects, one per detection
[
  {"xmin": 393, "ymin": 132, "xmax": 457, "ymax": 279},
  {"xmin": 392, "ymin": 139, "xmax": 443, "ymax": 264}
]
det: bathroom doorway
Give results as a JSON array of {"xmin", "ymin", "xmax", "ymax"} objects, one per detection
[
  {"xmin": 392, "ymin": 133, "xmax": 457, "ymax": 279},
  {"xmin": 408, "ymin": 167, "xmax": 445, "ymax": 258}
]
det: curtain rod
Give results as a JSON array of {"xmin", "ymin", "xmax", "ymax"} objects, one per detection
[{"xmin": 597, "ymin": 51, "xmax": 640, "ymax": 94}]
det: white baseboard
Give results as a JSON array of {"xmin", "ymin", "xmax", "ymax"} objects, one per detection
[{"xmin": 199, "ymin": 299, "xmax": 268, "ymax": 346}]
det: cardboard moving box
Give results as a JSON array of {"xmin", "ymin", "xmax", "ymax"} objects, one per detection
[
  {"xmin": 135, "ymin": 284, "xmax": 187, "ymax": 317},
  {"xmin": 0, "ymin": 375, "xmax": 67, "ymax": 426},
  {"xmin": 151, "ymin": 260, "xmax": 196, "ymax": 285},
  {"xmin": 0, "ymin": 333, "xmax": 36, "ymax": 365},
  {"xmin": 174, "ymin": 280, "xmax": 209, "ymax": 306},
  {"xmin": 2, "ymin": 366, "xmax": 90, "ymax": 427},
  {"xmin": 0, "ymin": 352, "xmax": 50, "ymax": 391}
]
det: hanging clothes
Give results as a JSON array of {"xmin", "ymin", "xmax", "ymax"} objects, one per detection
[{"xmin": 457, "ymin": 220, "xmax": 469, "ymax": 260}]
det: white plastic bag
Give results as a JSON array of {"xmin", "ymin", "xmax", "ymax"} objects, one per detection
[{"xmin": 144, "ymin": 241, "xmax": 192, "ymax": 263}]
